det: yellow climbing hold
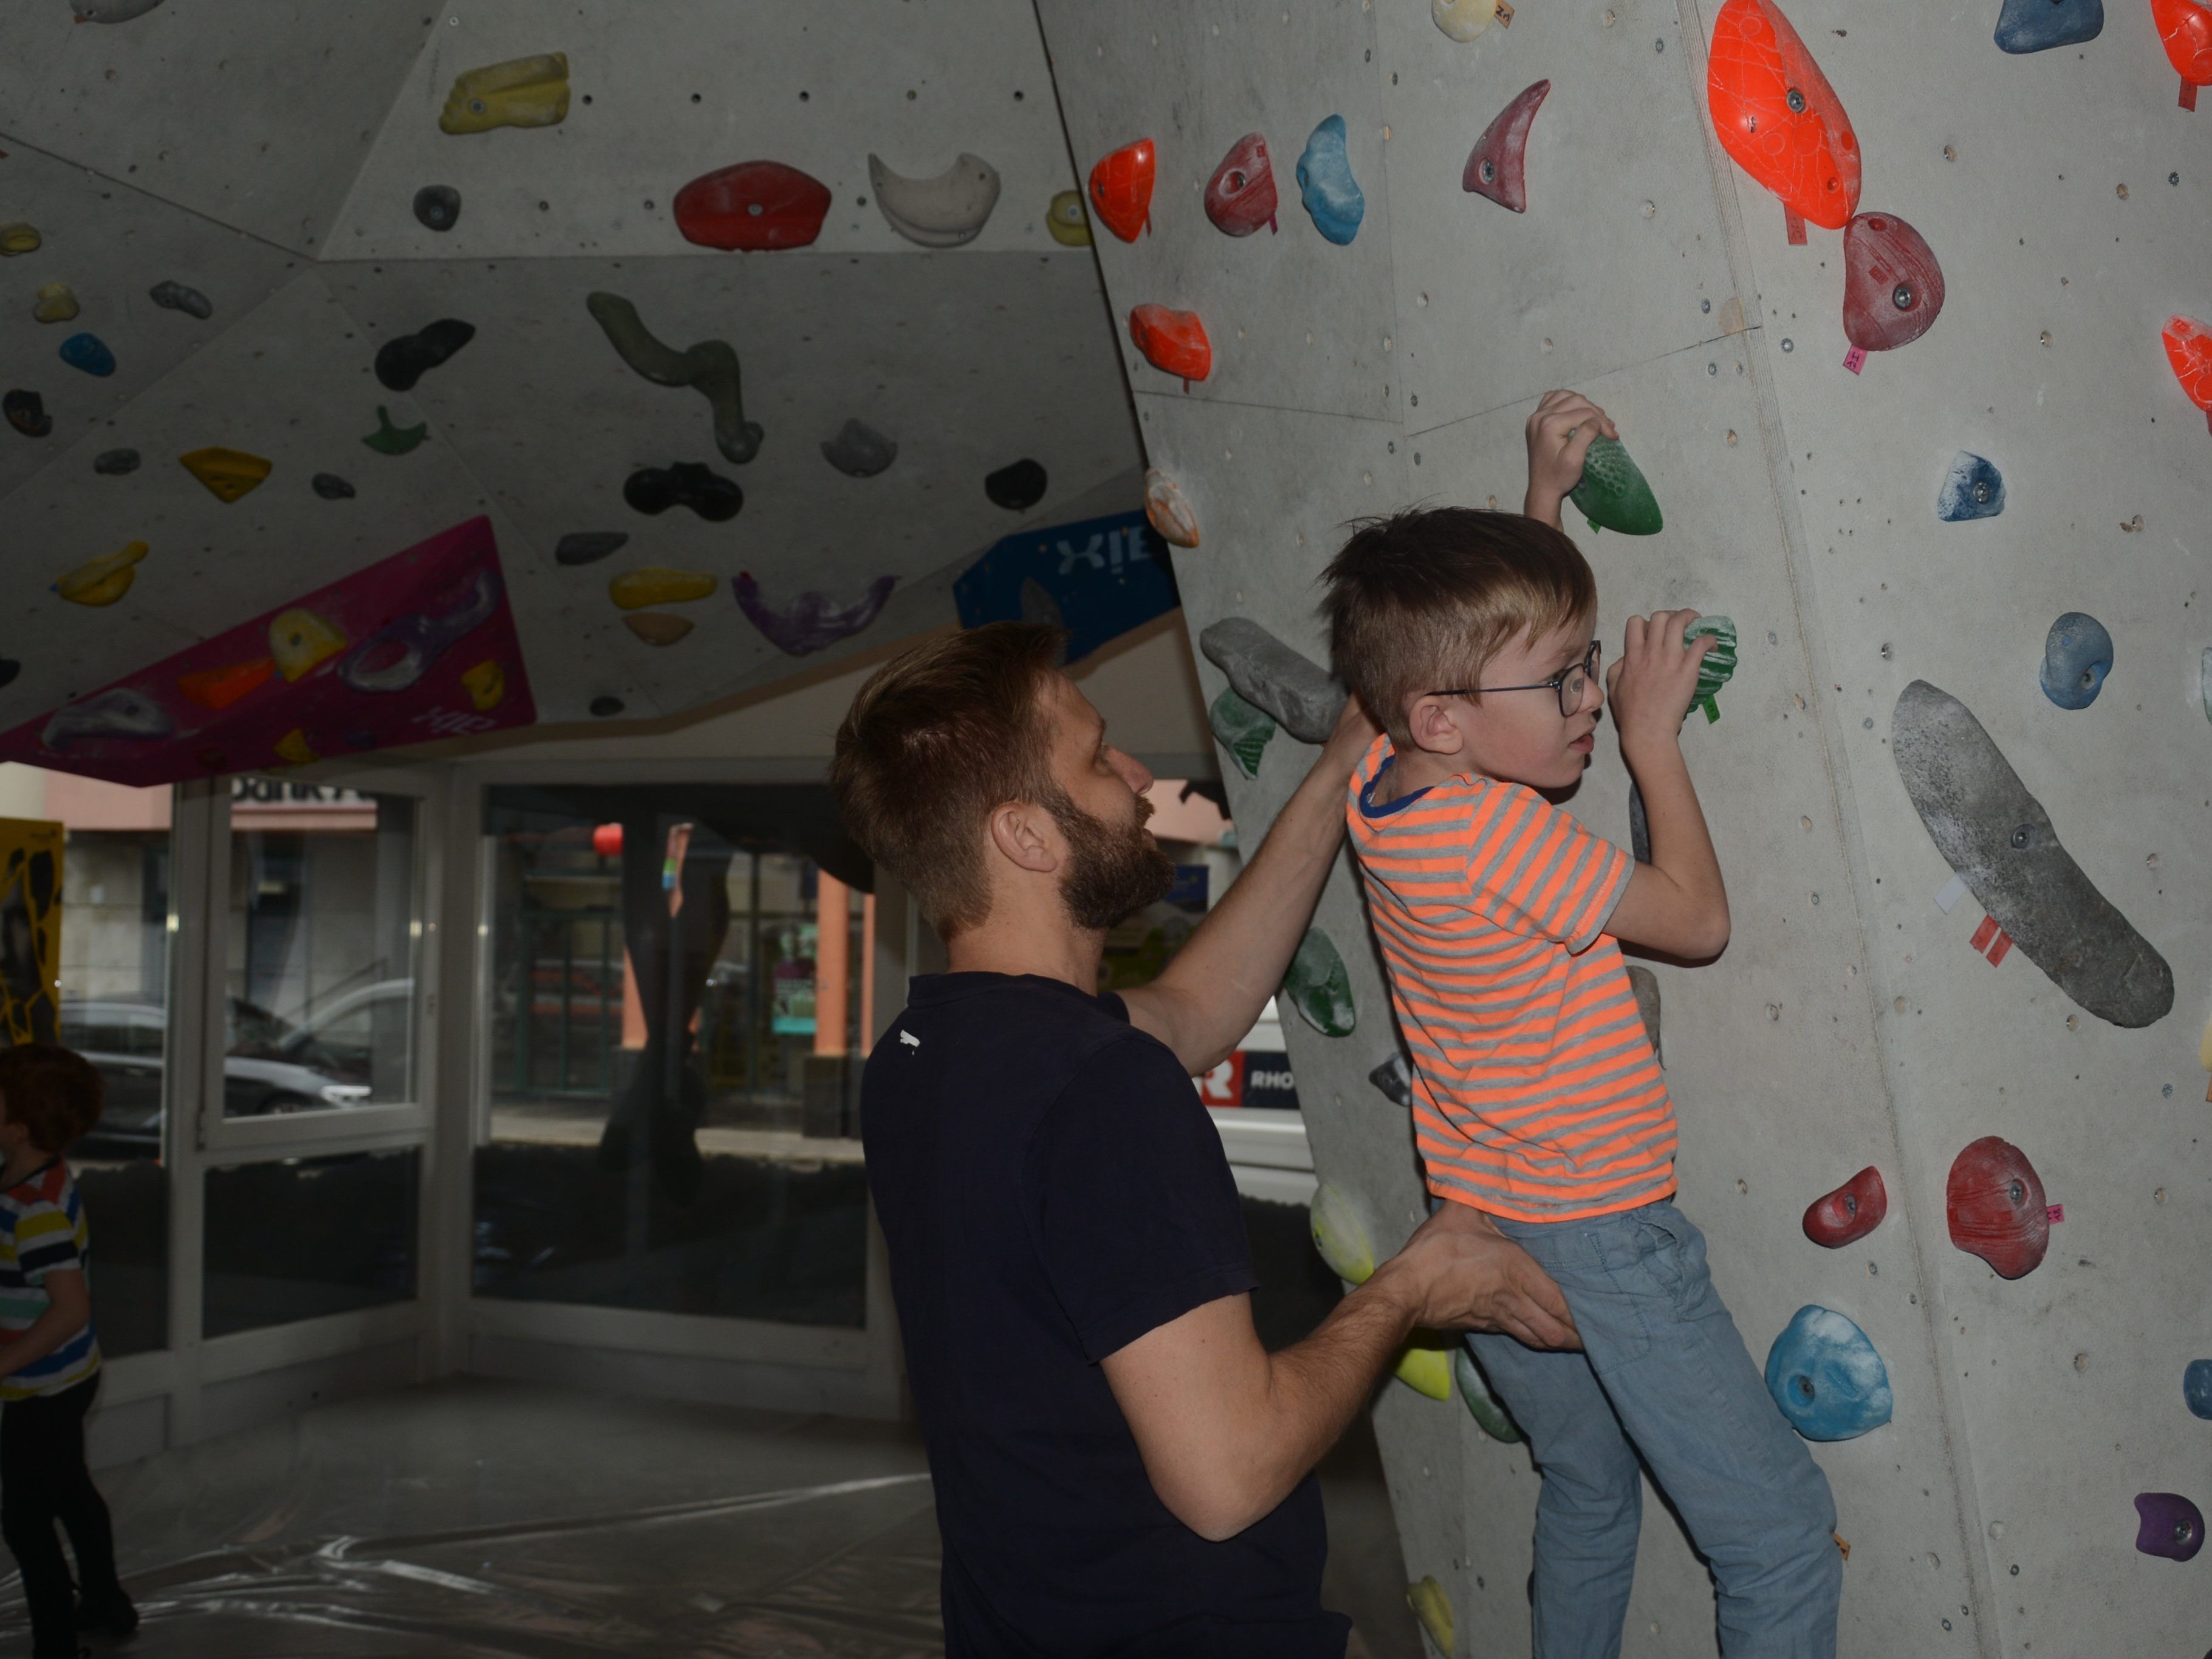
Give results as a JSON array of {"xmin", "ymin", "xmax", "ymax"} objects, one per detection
[
  {"xmin": 269, "ymin": 608, "xmax": 348, "ymax": 682},
  {"xmin": 0, "ymin": 223, "xmax": 40, "ymax": 257},
  {"xmin": 1394, "ymin": 1341, "xmax": 1454, "ymax": 1401},
  {"xmin": 1406, "ymin": 1576, "xmax": 1454, "ymax": 1654},
  {"xmin": 1309, "ymin": 1183, "xmax": 1376, "ymax": 1284},
  {"xmin": 462, "ymin": 659, "xmax": 506, "ymax": 712},
  {"xmin": 439, "ymin": 52, "xmax": 570, "ymax": 134},
  {"xmin": 179, "ymin": 446, "xmax": 273, "ymax": 504},
  {"xmin": 273, "ymin": 728, "xmax": 320, "ymax": 767},
  {"xmin": 609, "ymin": 567, "xmax": 716, "ymax": 611},
  {"xmin": 32, "ymin": 284, "xmax": 78, "ymax": 324},
  {"xmin": 1433, "ymin": 0, "xmax": 1505, "ymax": 38},
  {"xmin": 56, "ymin": 541, "xmax": 148, "ymax": 607},
  {"xmin": 623, "ymin": 612, "xmax": 696, "ymax": 646},
  {"xmin": 1046, "ymin": 189, "xmax": 1093, "ymax": 247}
]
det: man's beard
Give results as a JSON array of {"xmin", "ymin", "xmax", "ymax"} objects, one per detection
[{"xmin": 1047, "ymin": 787, "xmax": 1176, "ymax": 932}]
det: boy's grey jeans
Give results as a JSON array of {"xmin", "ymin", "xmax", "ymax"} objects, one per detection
[{"xmin": 1466, "ymin": 1200, "xmax": 1843, "ymax": 1659}]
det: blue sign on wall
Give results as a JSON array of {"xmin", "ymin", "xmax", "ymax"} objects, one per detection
[{"xmin": 953, "ymin": 508, "xmax": 1182, "ymax": 665}]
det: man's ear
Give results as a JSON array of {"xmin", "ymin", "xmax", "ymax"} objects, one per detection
[
  {"xmin": 1403, "ymin": 695, "xmax": 1468, "ymax": 758},
  {"xmin": 985, "ymin": 800, "xmax": 1061, "ymax": 875}
]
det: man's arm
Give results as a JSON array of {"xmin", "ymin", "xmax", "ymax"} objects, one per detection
[
  {"xmin": 0, "ymin": 1268, "xmax": 89, "ymax": 1379},
  {"xmin": 1101, "ymin": 1202, "xmax": 1578, "ymax": 1541},
  {"xmin": 1604, "ymin": 609, "xmax": 1730, "ymax": 959},
  {"xmin": 1121, "ymin": 697, "xmax": 1377, "ymax": 1075}
]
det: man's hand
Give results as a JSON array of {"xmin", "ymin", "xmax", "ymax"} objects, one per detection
[
  {"xmin": 1522, "ymin": 390, "xmax": 1618, "ymax": 528},
  {"xmin": 1371, "ymin": 1199, "xmax": 1581, "ymax": 1352},
  {"xmin": 1604, "ymin": 609, "xmax": 1715, "ymax": 764}
]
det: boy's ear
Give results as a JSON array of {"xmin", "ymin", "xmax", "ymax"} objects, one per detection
[{"xmin": 1403, "ymin": 694, "xmax": 1467, "ymax": 758}]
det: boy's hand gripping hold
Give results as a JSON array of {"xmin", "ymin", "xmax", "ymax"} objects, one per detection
[{"xmin": 1522, "ymin": 390, "xmax": 1618, "ymax": 528}]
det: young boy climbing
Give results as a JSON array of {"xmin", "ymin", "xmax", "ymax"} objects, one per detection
[
  {"xmin": 0, "ymin": 1044, "xmax": 137, "ymax": 1659},
  {"xmin": 1324, "ymin": 391, "xmax": 1842, "ymax": 1658}
]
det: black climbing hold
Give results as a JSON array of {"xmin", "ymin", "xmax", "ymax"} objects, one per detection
[
  {"xmin": 821, "ymin": 418, "xmax": 898, "ymax": 477},
  {"xmin": 589, "ymin": 695, "xmax": 626, "ymax": 718},
  {"xmin": 0, "ymin": 659, "xmax": 18, "ymax": 689},
  {"xmin": 555, "ymin": 531, "xmax": 629, "ymax": 566},
  {"xmin": 984, "ymin": 458, "xmax": 1049, "ymax": 511},
  {"xmin": 311, "ymin": 473, "xmax": 357, "ymax": 500},
  {"xmin": 413, "ymin": 185, "xmax": 462, "ymax": 232},
  {"xmin": 4, "ymin": 390, "xmax": 52, "ymax": 439},
  {"xmin": 374, "ymin": 318, "xmax": 477, "ymax": 392},
  {"xmin": 93, "ymin": 448, "xmax": 142, "ymax": 476},
  {"xmin": 623, "ymin": 462, "xmax": 743, "ymax": 522},
  {"xmin": 1368, "ymin": 1052, "xmax": 1414, "ymax": 1108},
  {"xmin": 148, "ymin": 279, "xmax": 212, "ymax": 320}
]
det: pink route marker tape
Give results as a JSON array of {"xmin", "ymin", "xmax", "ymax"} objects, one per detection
[
  {"xmin": 2046, "ymin": 1203, "xmax": 2064, "ymax": 1223},
  {"xmin": 1986, "ymin": 929, "xmax": 2013, "ymax": 965},
  {"xmin": 1843, "ymin": 346, "xmax": 1866, "ymax": 374},
  {"xmin": 1970, "ymin": 914, "xmax": 1999, "ymax": 953}
]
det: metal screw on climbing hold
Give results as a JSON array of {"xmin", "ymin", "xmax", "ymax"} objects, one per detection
[
  {"xmin": 1786, "ymin": 86, "xmax": 1806, "ymax": 112},
  {"xmin": 1795, "ymin": 1375, "xmax": 1815, "ymax": 1400},
  {"xmin": 1892, "ymin": 283, "xmax": 1914, "ymax": 310},
  {"xmin": 1479, "ymin": 159, "xmax": 1496, "ymax": 184},
  {"xmin": 2010, "ymin": 824, "xmax": 2031, "ymax": 849},
  {"xmin": 468, "ymin": 98, "xmax": 487, "ymax": 114},
  {"xmin": 2007, "ymin": 1179, "xmax": 2024, "ymax": 1203},
  {"xmin": 1973, "ymin": 480, "xmax": 1993, "ymax": 504}
]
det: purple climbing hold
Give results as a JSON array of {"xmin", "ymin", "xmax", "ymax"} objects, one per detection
[
  {"xmin": 733, "ymin": 572, "xmax": 896, "ymax": 657},
  {"xmin": 2133, "ymin": 1492, "xmax": 2204, "ymax": 1562}
]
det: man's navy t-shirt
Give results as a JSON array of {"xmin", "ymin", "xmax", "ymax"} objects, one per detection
[{"xmin": 863, "ymin": 972, "xmax": 1349, "ymax": 1658}]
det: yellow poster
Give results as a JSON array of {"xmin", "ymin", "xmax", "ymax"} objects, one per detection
[{"xmin": 0, "ymin": 818, "xmax": 63, "ymax": 1045}]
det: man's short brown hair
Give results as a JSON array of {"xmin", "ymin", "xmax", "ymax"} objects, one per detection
[
  {"xmin": 0, "ymin": 1044, "xmax": 104, "ymax": 1154},
  {"xmin": 1320, "ymin": 507, "xmax": 1597, "ymax": 747},
  {"xmin": 831, "ymin": 623, "xmax": 1068, "ymax": 937}
]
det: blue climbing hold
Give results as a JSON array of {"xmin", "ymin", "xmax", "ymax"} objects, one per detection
[
  {"xmin": 1995, "ymin": 0, "xmax": 2103, "ymax": 53},
  {"xmin": 1295, "ymin": 115, "xmax": 1365, "ymax": 245},
  {"xmin": 59, "ymin": 332, "xmax": 116, "ymax": 377},
  {"xmin": 1936, "ymin": 451, "xmax": 2005, "ymax": 521},
  {"xmin": 2039, "ymin": 612, "xmax": 2113, "ymax": 710},
  {"xmin": 2185, "ymin": 1358, "xmax": 2212, "ymax": 1420},
  {"xmin": 1764, "ymin": 1306, "xmax": 1892, "ymax": 1442}
]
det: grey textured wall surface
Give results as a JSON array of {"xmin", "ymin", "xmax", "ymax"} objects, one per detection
[{"xmin": 1035, "ymin": 1, "xmax": 2208, "ymax": 1655}]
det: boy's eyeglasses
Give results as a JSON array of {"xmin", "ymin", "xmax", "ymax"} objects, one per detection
[{"xmin": 1430, "ymin": 640, "xmax": 1602, "ymax": 719}]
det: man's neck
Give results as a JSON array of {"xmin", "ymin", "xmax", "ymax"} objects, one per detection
[{"xmin": 945, "ymin": 910, "xmax": 1108, "ymax": 994}]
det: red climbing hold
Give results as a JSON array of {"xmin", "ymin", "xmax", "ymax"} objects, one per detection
[
  {"xmin": 1088, "ymin": 139, "xmax": 1156, "ymax": 242},
  {"xmin": 592, "ymin": 822, "xmax": 623, "ymax": 858},
  {"xmin": 673, "ymin": 162, "xmax": 832, "ymax": 251},
  {"xmin": 1842, "ymin": 212, "xmax": 1945, "ymax": 353},
  {"xmin": 1707, "ymin": 0, "xmax": 1861, "ymax": 235},
  {"xmin": 1205, "ymin": 132, "xmax": 1279, "ymax": 237},
  {"xmin": 2163, "ymin": 315, "xmax": 2212, "ymax": 432},
  {"xmin": 1947, "ymin": 1135, "xmax": 2050, "ymax": 1280},
  {"xmin": 1128, "ymin": 304, "xmax": 1212, "ymax": 389},
  {"xmin": 1803, "ymin": 1166, "xmax": 1888, "ymax": 1248},
  {"xmin": 1460, "ymin": 80, "xmax": 1550, "ymax": 214},
  {"xmin": 177, "ymin": 657, "xmax": 275, "ymax": 713},
  {"xmin": 2153, "ymin": 0, "xmax": 2212, "ymax": 108}
]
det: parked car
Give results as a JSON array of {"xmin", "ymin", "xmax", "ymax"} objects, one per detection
[
  {"xmin": 60, "ymin": 997, "xmax": 373, "ymax": 1159},
  {"xmin": 272, "ymin": 979, "xmax": 415, "ymax": 1095}
]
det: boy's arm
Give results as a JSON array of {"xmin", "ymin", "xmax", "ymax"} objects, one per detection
[
  {"xmin": 1604, "ymin": 610, "xmax": 1730, "ymax": 959},
  {"xmin": 0, "ymin": 1267, "xmax": 90, "ymax": 1378},
  {"xmin": 1121, "ymin": 697, "xmax": 1379, "ymax": 1076},
  {"xmin": 1522, "ymin": 390, "xmax": 1618, "ymax": 529}
]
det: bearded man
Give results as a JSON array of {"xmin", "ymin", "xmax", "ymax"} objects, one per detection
[{"xmin": 831, "ymin": 622, "xmax": 1578, "ymax": 1657}]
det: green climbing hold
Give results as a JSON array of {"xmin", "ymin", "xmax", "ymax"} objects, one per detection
[
  {"xmin": 1283, "ymin": 928, "xmax": 1355, "ymax": 1036},
  {"xmin": 1686, "ymin": 615, "xmax": 1738, "ymax": 722},
  {"xmin": 1569, "ymin": 436, "xmax": 1663, "ymax": 535},
  {"xmin": 1208, "ymin": 687, "xmax": 1276, "ymax": 779},
  {"xmin": 1453, "ymin": 1345, "xmax": 1526, "ymax": 1442},
  {"xmin": 362, "ymin": 406, "xmax": 428, "ymax": 455}
]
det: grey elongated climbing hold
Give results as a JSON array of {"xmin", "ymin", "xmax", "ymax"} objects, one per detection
[
  {"xmin": 1892, "ymin": 680, "xmax": 2173, "ymax": 1027},
  {"xmin": 310, "ymin": 473, "xmax": 355, "ymax": 500},
  {"xmin": 42, "ymin": 688, "xmax": 172, "ymax": 751},
  {"xmin": 1454, "ymin": 1344, "xmax": 1525, "ymax": 1442},
  {"xmin": 1197, "ymin": 618, "xmax": 1346, "ymax": 744},
  {"xmin": 821, "ymin": 419, "xmax": 897, "ymax": 477},
  {"xmin": 1936, "ymin": 451, "xmax": 2004, "ymax": 521},
  {"xmin": 1625, "ymin": 964, "xmax": 1662, "ymax": 1062},
  {"xmin": 1282, "ymin": 928, "xmax": 1355, "ymax": 1036},
  {"xmin": 585, "ymin": 292, "xmax": 762, "ymax": 465},
  {"xmin": 1369, "ymin": 1050, "xmax": 1414, "ymax": 1108},
  {"xmin": 148, "ymin": 279, "xmax": 211, "ymax": 320},
  {"xmin": 555, "ymin": 532, "xmax": 628, "ymax": 567},
  {"xmin": 1208, "ymin": 687, "xmax": 1276, "ymax": 779},
  {"xmin": 867, "ymin": 153, "xmax": 1002, "ymax": 247}
]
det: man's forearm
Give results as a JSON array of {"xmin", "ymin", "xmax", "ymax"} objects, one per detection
[{"xmin": 1128, "ymin": 728, "xmax": 1364, "ymax": 1073}]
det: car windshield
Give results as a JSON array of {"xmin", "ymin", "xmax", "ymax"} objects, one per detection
[{"xmin": 225, "ymin": 999, "xmax": 297, "ymax": 1058}]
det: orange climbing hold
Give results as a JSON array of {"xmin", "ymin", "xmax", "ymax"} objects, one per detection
[
  {"xmin": 2165, "ymin": 315, "xmax": 2212, "ymax": 432},
  {"xmin": 177, "ymin": 657, "xmax": 275, "ymax": 712},
  {"xmin": 1707, "ymin": 0, "xmax": 1861, "ymax": 238},
  {"xmin": 1128, "ymin": 304, "xmax": 1211, "ymax": 389},
  {"xmin": 2153, "ymin": 0, "xmax": 2212, "ymax": 108},
  {"xmin": 1088, "ymin": 139, "xmax": 1156, "ymax": 242}
]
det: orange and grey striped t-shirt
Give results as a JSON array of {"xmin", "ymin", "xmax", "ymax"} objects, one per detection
[{"xmin": 1346, "ymin": 734, "xmax": 1676, "ymax": 1223}]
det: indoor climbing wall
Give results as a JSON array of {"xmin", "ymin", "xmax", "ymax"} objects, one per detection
[
  {"xmin": 1035, "ymin": 1, "xmax": 2208, "ymax": 1654},
  {"xmin": 0, "ymin": 0, "xmax": 1141, "ymax": 776}
]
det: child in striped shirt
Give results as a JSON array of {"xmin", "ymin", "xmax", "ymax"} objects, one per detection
[
  {"xmin": 1322, "ymin": 392, "xmax": 1841, "ymax": 1658},
  {"xmin": 0, "ymin": 1044, "xmax": 137, "ymax": 1658}
]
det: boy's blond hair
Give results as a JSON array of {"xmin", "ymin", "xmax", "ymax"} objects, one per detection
[{"xmin": 1320, "ymin": 507, "xmax": 1597, "ymax": 747}]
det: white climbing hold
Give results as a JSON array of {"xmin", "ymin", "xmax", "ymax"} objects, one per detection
[{"xmin": 867, "ymin": 153, "xmax": 1002, "ymax": 247}]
